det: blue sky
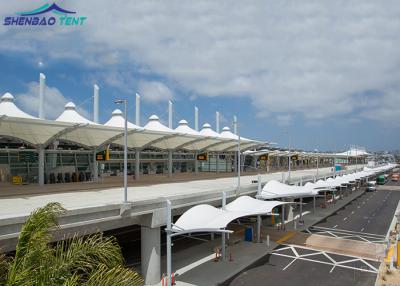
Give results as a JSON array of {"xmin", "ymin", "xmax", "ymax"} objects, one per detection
[{"xmin": 0, "ymin": 1, "xmax": 399, "ymax": 151}]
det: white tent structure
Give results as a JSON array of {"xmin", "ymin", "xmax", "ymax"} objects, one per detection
[
  {"xmin": 166, "ymin": 194, "xmax": 289, "ymax": 286},
  {"xmin": 104, "ymin": 109, "xmax": 140, "ymax": 129},
  {"xmin": 56, "ymin": 102, "xmax": 97, "ymax": 125},
  {"xmin": 0, "ymin": 93, "xmax": 36, "ymax": 119},
  {"xmin": 258, "ymin": 180, "xmax": 314, "ymax": 200}
]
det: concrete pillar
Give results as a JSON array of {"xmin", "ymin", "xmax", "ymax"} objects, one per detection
[
  {"xmin": 141, "ymin": 226, "xmax": 161, "ymax": 285},
  {"xmin": 194, "ymin": 151, "xmax": 199, "ymax": 174},
  {"xmin": 168, "ymin": 150, "xmax": 173, "ymax": 177},
  {"xmin": 38, "ymin": 147, "xmax": 45, "ymax": 186},
  {"xmin": 287, "ymin": 198, "xmax": 294, "ymax": 222},
  {"xmin": 93, "ymin": 149, "xmax": 98, "ymax": 182},
  {"xmin": 216, "ymin": 153, "xmax": 219, "ymax": 173},
  {"xmin": 233, "ymin": 153, "xmax": 237, "ymax": 173},
  {"xmin": 135, "ymin": 149, "xmax": 140, "ymax": 180}
]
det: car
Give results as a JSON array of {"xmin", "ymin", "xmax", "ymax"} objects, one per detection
[
  {"xmin": 391, "ymin": 173, "xmax": 400, "ymax": 182},
  {"xmin": 367, "ymin": 181, "xmax": 377, "ymax": 192}
]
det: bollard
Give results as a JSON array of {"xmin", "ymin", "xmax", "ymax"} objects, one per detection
[
  {"xmin": 267, "ymin": 234, "xmax": 270, "ymax": 248},
  {"xmin": 162, "ymin": 274, "xmax": 166, "ymax": 286},
  {"xmin": 171, "ymin": 273, "xmax": 175, "ymax": 285},
  {"xmin": 294, "ymin": 221, "xmax": 297, "ymax": 230},
  {"xmin": 229, "ymin": 253, "xmax": 233, "ymax": 262}
]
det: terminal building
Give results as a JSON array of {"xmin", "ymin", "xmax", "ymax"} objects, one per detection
[{"xmin": 0, "ymin": 74, "xmax": 369, "ymax": 186}]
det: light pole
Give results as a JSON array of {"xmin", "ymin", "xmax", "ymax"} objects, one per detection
[
  {"xmin": 314, "ymin": 149, "xmax": 319, "ymax": 177},
  {"xmin": 286, "ymin": 132, "xmax": 291, "ymax": 183},
  {"xmin": 237, "ymin": 122, "xmax": 241, "ymax": 195},
  {"xmin": 115, "ymin": 99, "xmax": 128, "ymax": 203}
]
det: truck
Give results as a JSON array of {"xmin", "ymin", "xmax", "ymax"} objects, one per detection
[{"xmin": 377, "ymin": 175, "xmax": 386, "ymax": 185}]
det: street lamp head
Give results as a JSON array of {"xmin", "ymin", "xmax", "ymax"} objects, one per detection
[{"xmin": 114, "ymin": 99, "xmax": 125, "ymax": 104}]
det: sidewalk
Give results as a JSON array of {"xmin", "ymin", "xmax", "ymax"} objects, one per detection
[
  {"xmin": 0, "ymin": 166, "xmax": 359, "ymax": 219},
  {"xmin": 153, "ymin": 187, "xmax": 367, "ymax": 286}
]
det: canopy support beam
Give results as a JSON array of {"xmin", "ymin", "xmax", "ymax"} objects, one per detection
[
  {"xmin": 98, "ymin": 129, "xmax": 140, "ymax": 150},
  {"xmin": 42, "ymin": 123, "xmax": 88, "ymax": 148},
  {"xmin": 141, "ymin": 133, "xmax": 179, "ymax": 149}
]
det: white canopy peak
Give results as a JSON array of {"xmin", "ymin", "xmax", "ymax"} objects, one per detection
[
  {"xmin": 149, "ymin": 114, "xmax": 160, "ymax": 121},
  {"xmin": 111, "ymin": 109, "xmax": 123, "ymax": 116},
  {"xmin": 1, "ymin": 92, "xmax": 14, "ymax": 102},
  {"xmin": 202, "ymin": 123, "xmax": 212, "ymax": 129},
  {"xmin": 65, "ymin": 102, "xmax": 76, "ymax": 110}
]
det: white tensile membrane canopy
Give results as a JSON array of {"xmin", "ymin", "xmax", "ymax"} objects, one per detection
[
  {"xmin": 258, "ymin": 180, "xmax": 314, "ymax": 200},
  {"xmin": 104, "ymin": 109, "xmax": 141, "ymax": 129},
  {"xmin": 0, "ymin": 93, "xmax": 36, "ymax": 119},
  {"xmin": 174, "ymin": 120, "xmax": 221, "ymax": 151},
  {"xmin": 0, "ymin": 92, "xmax": 262, "ymax": 151},
  {"xmin": 56, "ymin": 102, "xmax": 98, "ymax": 125},
  {"xmin": 172, "ymin": 195, "xmax": 287, "ymax": 234}
]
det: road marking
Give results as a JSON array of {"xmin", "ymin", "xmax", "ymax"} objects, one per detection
[
  {"xmin": 276, "ymin": 231, "xmax": 296, "ymax": 244},
  {"xmin": 333, "ymin": 225, "xmax": 338, "ymax": 228},
  {"xmin": 343, "ymin": 217, "xmax": 348, "ymax": 221},
  {"xmin": 361, "ymin": 228, "xmax": 364, "ymax": 232},
  {"xmin": 310, "ymin": 226, "xmax": 385, "ymax": 238},
  {"xmin": 272, "ymin": 245, "xmax": 378, "ymax": 273},
  {"xmin": 174, "ymin": 253, "xmax": 215, "ymax": 276}
]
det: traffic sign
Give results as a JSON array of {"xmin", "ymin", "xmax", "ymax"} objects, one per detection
[
  {"xmin": 197, "ymin": 153, "xmax": 208, "ymax": 161},
  {"xmin": 96, "ymin": 148, "xmax": 110, "ymax": 161}
]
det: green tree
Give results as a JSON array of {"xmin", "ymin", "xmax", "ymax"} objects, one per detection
[{"xmin": 0, "ymin": 202, "xmax": 143, "ymax": 286}]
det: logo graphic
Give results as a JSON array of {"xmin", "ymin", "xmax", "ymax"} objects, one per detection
[{"xmin": 4, "ymin": 2, "xmax": 87, "ymax": 26}]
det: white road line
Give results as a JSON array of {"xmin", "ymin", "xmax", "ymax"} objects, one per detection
[
  {"xmin": 174, "ymin": 253, "xmax": 215, "ymax": 276},
  {"xmin": 271, "ymin": 253, "xmax": 377, "ymax": 274},
  {"xmin": 343, "ymin": 217, "xmax": 348, "ymax": 221},
  {"xmin": 311, "ymin": 226, "xmax": 384, "ymax": 237},
  {"xmin": 333, "ymin": 225, "xmax": 338, "ymax": 228},
  {"xmin": 361, "ymin": 228, "xmax": 364, "ymax": 232},
  {"xmin": 282, "ymin": 258, "xmax": 298, "ymax": 270}
]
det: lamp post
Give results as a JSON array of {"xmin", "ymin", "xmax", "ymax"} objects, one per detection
[
  {"xmin": 286, "ymin": 132, "xmax": 291, "ymax": 183},
  {"xmin": 237, "ymin": 122, "xmax": 241, "ymax": 195},
  {"xmin": 314, "ymin": 149, "xmax": 319, "ymax": 178},
  {"xmin": 115, "ymin": 99, "xmax": 128, "ymax": 203}
]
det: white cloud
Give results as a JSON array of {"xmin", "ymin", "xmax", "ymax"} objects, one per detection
[
  {"xmin": 138, "ymin": 81, "xmax": 173, "ymax": 103},
  {"xmin": 276, "ymin": 114, "xmax": 292, "ymax": 126},
  {"xmin": 1, "ymin": 0, "xmax": 400, "ymax": 125},
  {"xmin": 16, "ymin": 82, "xmax": 90, "ymax": 119}
]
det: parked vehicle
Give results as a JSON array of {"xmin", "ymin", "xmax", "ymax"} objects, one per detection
[
  {"xmin": 391, "ymin": 173, "xmax": 400, "ymax": 182},
  {"xmin": 367, "ymin": 181, "xmax": 377, "ymax": 192},
  {"xmin": 377, "ymin": 175, "xmax": 386, "ymax": 185}
]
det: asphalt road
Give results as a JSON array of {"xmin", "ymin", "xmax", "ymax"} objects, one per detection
[
  {"xmin": 315, "ymin": 189, "xmax": 400, "ymax": 235},
  {"xmin": 230, "ymin": 188, "xmax": 400, "ymax": 286}
]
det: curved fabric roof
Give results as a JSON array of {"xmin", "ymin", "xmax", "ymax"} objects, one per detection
[
  {"xmin": 259, "ymin": 180, "xmax": 314, "ymax": 200},
  {"xmin": 0, "ymin": 96, "xmax": 265, "ymax": 151},
  {"xmin": 56, "ymin": 102, "xmax": 97, "ymax": 125},
  {"xmin": 335, "ymin": 149, "xmax": 371, "ymax": 157},
  {"xmin": 172, "ymin": 204, "xmax": 249, "ymax": 233},
  {"xmin": 0, "ymin": 93, "xmax": 36, "ymax": 119},
  {"xmin": 225, "ymin": 195, "xmax": 290, "ymax": 215},
  {"xmin": 104, "ymin": 109, "xmax": 140, "ymax": 129},
  {"xmin": 172, "ymin": 196, "xmax": 288, "ymax": 234},
  {"xmin": 258, "ymin": 167, "xmax": 395, "ymax": 200}
]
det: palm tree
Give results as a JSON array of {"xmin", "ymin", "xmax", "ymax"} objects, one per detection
[{"xmin": 0, "ymin": 202, "xmax": 143, "ymax": 286}]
